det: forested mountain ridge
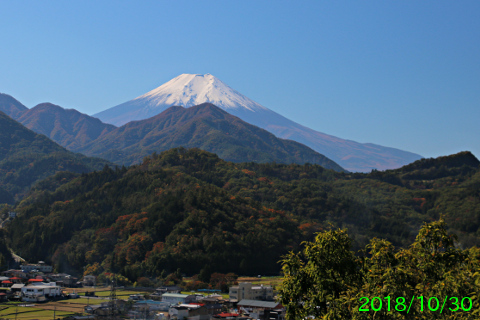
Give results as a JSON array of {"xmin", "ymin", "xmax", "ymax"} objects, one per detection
[
  {"xmin": 6, "ymin": 148, "xmax": 480, "ymax": 281},
  {"xmin": 0, "ymin": 93, "xmax": 28, "ymax": 120},
  {"xmin": 77, "ymin": 103, "xmax": 344, "ymax": 171},
  {"xmin": 0, "ymin": 95, "xmax": 117, "ymax": 151},
  {"xmin": 0, "ymin": 111, "xmax": 112, "ymax": 204},
  {"xmin": 17, "ymin": 102, "xmax": 116, "ymax": 150},
  {"xmin": 0, "ymin": 94, "xmax": 343, "ymax": 171}
]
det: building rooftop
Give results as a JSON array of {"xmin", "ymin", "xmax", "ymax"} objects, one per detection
[
  {"xmin": 162, "ymin": 293, "xmax": 191, "ymax": 298},
  {"xmin": 237, "ymin": 300, "xmax": 281, "ymax": 309}
]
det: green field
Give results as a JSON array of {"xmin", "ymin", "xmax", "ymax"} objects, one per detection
[
  {"xmin": 237, "ymin": 276, "xmax": 283, "ymax": 287},
  {"xmin": 0, "ymin": 287, "xmax": 152, "ymax": 319},
  {"xmin": 0, "ymin": 305, "xmax": 75, "ymax": 319},
  {"xmin": 58, "ymin": 297, "xmax": 110, "ymax": 305},
  {"xmin": 90, "ymin": 290, "xmax": 149, "ymax": 297}
]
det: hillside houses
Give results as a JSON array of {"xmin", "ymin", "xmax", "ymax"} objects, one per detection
[
  {"xmin": 229, "ymin": 283, "xmax": 274, "ymax": 301},
  {"xmin": 20, "ymin": 261, "xmax": 53, "ymax": 273},
  {"xmin": 0, "ymin": 260, "xmax": 83, "ymax": 302}
]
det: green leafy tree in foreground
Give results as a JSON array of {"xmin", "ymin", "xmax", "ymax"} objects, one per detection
[{"xmin": 279, "ymin": 220, "xmax": 480, "ymax": 319}]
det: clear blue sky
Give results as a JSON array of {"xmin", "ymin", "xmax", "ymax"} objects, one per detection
[{"xmin": 1, "ymin": 1, "xmax": 479, "ymax": 159}]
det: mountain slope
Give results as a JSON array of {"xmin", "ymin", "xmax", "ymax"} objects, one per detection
[
  {"xmin": 17, "ymin": 103, "xmax": 116, "ymax": 150},
  {"xmin": 82, "ymin": 103, "xmax": 344, "ymax": 171},
  {"xmin": 93, "ymin": 74, "xmax": 422, "ymax": 172},
  {"xmin": 0, "ymin": 111, "xmax": 111, "ymax": 204},
  {"xmin": 0, "ymin": 93, "xmax": 28, "ymax": 120},
  {"xmin": 8, "ymin": 148, "xmax": 480, "ymax": 279}
]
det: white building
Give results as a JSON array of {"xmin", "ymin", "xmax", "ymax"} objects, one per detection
[
  {"xmin": 229, "ymin": 283, "xmax": 274, "ymax": 301},
  {"xmin": 21, "ymin": 282, "xmax": 61, "ymax": 301}
]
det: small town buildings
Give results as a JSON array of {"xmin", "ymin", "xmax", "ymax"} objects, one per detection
[
  {"xmin": 212, "ymin": 312, "xmax": 252, "ymax": 320},
  {"xmin": 151, "ymin": 285, "xmax": 182, "ymax": 300},
  {"xmin": 21, "ymin": 282, "xmax": 61, "ymax": 301},
  {"xmin": 20, "ymin": 261, "xmax": 53, "ymax": 273},
  {"xmin": 129, "ymin": 294, "xmax": 146, "ymax": 301},
  {"xmin": 9, "ymin": 277, "xmax": 23, "ymax": 284},
  {"xmin": 198, "ymin": 296, "xmax": 225, "ymax": 315},
  {"xmin": 157, "ymin": 285, "xmax": 182, "ymax": 293},
  {"xmin": 49, "ymin": 273, "xmax": 78, "ymax": 287},
  {"xmin": 237, "ymin": 300, "xmax": 282, "ymax": 311},
  {"xmin": 10, "ymin": 283, "xmax": 24, "ymax": 292},
  {"xmin": 237, "ymin": 300, "xmax": 284, "ymax": 320},
  {"xmin": 28, "ymin": 279, "xmax": 44, "ymax": 284},
  {"xmin": 229, "ymin": 283, "xmax": 274, "ymax": 301},
  {"xmin": 161, "ymin": 293, "xmax": 196, "ymax": 305},
  {"xmin": 85, "ymin": 300, "xmax": 127, "ymax": 316},
  {"xmin": 2, "ymin": 270, "xmax": 27, "ymax": 279},
  {"xmin": 134, "ymin": 300, "xmax": 171, "ymax": 311},
  {"xmin": 169, "ymin": 304, "xmax": 209, "ymax": 320},
  {"xmin": 82, "ymin": 275, "xmax": 96, "ymax": 286},
  {"xmin": 84, "ymin": 304, "xmax": 102, "ymax": 314}
]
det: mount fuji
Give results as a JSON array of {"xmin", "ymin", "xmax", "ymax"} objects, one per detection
[
  {"xmin": 93, "ymin": 74, "xmax": 422, "ymax": 172},
  {"xmin": 94, "ymin": 74, "xmax": 269, "ymax": 125}
]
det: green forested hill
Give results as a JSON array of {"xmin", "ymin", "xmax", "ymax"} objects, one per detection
[
  {"xmin": 0, "ymin": 111, "xmax": 111, "ymax": 203},
  {"xmin": 77, "ymin": 103, "xmax": 344, "ymax": 171},
  {"xmin": 6, "ymin": 148, "xmax": 480, "ymax": 281}
]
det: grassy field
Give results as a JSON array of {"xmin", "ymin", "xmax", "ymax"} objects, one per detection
[
  {"xmin": 237, "ymin": 276, "xmax": 283, "ymax": 287},
  {"xmin": 90, "ymin": 290, "xmax": 149, "ymax": 298},
  {"xmin": 0, "ymin": 305, "xmax": 75, "ymax": 319},
  {"xmin": 33, "ymin": 301, "xmax": 85, "ymax": 313},
  {"xmin": 63, "ymin": 287, "xmax": 149, "ymax": 299},
  {"xmin": 58, "ymin": 297, "xmax": 111, "ymax": 305},
  {"xmin": 0, "ymin": 287, "xmax": 150, "ymax": 319}
]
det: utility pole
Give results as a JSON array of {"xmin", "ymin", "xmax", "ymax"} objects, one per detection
[{"xmin": 109, "ymin": 274, "xmax": 117, "ymax": 319}]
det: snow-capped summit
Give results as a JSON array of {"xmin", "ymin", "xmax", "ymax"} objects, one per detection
[
  {"xmin": 94, "ymin": 74, "xmax": 267, "ymax": 126},
  {"xmin": 94, "ymin": 74, "xmax": 422, "ymax": 172},
  {"xmin": 140, "ymin": 73, "xmax": 267, "ymax": 112}
]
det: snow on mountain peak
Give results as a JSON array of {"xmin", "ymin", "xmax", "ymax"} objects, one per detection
[{"xmin": 135, "ymin": 73, "xmax": 267, "ymax": 112}]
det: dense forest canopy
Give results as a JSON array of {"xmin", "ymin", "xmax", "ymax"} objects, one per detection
[
  {"xmin": 0, "ymin": 111, "xmax": 111, "ymax": 203},
  {"xmin": 5, "ymin": 148, "xmax": 480, "ymax": 282}
]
